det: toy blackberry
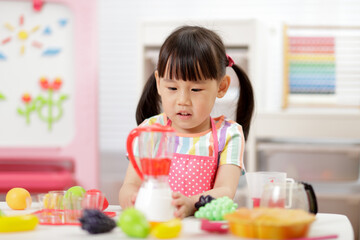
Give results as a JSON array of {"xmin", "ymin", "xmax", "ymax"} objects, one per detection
[
  {"xmin": 79, "ymin": 209, "xmax": 116, "ymax": 234},
  {"xmin": 195, "ymin": 195, "xmax": 215, "ymax": 210}
]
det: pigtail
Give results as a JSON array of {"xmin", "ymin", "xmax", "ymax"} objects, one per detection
[
  {"xmin": 135, "ymin": 73, "xmax": 161, "ymax": 125},
  {"xmin": 231, "ymin": 64, "xmax": 254, "ymax": 140}
]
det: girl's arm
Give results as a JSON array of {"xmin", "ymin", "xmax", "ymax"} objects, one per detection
[
  {"xmin": 118, "ymin": 162, "xmax": 142, "ymax": 209},
  {"xmin": 172, "ymin": 164, "xmax": 241, "ymax": 218}
]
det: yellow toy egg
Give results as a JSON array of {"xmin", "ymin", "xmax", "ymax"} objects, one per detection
[
  {"xmin": 151, "ymin": 218, "xmax": 182, "ymax": 239},
  {"xmin": 6, "ymin": 188, "xmax": 32, "ymax": 210}
]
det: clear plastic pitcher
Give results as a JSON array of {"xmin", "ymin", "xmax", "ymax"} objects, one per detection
[{"xmin": 260, "ymin": 181, "xmax": 318, "ymax": 214}]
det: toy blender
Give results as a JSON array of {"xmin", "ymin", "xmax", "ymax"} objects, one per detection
[{"xmin": 126, "ymin": 123, "xmax": 176, "ymax": 222}]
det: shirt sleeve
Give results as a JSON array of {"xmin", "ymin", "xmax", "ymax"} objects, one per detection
[{"xmin": 218, "ymin": 123, "xmax": 245, "ymax": 170}]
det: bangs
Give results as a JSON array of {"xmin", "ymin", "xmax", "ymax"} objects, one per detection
[
  {"xmin": 157, "ymin": 27, "xmax": 225, "ymax": 81},
  {"xmin": 159, "ymin": 52, "xmax": 217, "ymax": 82}
]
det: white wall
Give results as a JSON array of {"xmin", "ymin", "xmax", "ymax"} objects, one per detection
[{"xmin": 98, "ymin": 0, "xmax": 360, "ymax": 153}]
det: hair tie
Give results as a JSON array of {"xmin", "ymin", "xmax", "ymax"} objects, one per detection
[{"xmin": 226, "ymin": 54, "xmax": 234, "ymax": 67}]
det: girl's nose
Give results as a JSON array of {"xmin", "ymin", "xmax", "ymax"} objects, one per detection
[{"xmin": 177, "ymin": 90, "xmax": 191, "ymax": 105}]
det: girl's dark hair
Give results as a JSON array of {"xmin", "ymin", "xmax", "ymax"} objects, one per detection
[{"xmin": 136, "ymin": 26, "xmax": 254, "ymax": 140}]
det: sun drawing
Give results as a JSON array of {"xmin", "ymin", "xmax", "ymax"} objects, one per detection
[{"xmin": 2, "ymin": 15, "xmax": 43, "ymax": 55}]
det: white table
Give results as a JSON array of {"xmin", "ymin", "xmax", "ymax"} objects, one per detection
[{"xmin": 0, "ymin": 202, "xmax": 354, "ymax": 240}]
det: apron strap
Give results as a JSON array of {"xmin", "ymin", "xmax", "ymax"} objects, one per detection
[
  {"xmin": 210, "ymin": 118, "xmax": 219, "ymax": 162},
  {"xmin": 166, "ymin": 118, "xmax": 171, "ymax": 127}
]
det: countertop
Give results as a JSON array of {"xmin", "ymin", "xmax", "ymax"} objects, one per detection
[{"xmin": 0, "ymin": 202, "xmax": 354, "ymax": 240}]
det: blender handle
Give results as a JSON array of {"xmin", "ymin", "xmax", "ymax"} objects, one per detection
[{"xmin": 126, "ymin": 128, "xmax": 144, "ymax": 180}]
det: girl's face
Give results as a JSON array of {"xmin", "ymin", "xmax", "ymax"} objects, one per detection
[{"xmin": 155, "ymin": 71, "xmax": 230, "ymax": 134}]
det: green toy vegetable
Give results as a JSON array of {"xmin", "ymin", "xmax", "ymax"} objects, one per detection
[
  {"xmin": 118, "ymin": 208, "xmax": 150, "ymax": 238},
  {"xmin": 65, "ymin": 186, "xmax": 86, "ymax": 198}
]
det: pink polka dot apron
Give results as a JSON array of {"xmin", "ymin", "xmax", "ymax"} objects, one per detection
[{"xmin": 167, "ymin": 118, "xmax": 221, "ymax": 197}]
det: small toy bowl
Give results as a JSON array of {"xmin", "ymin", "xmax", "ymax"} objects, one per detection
[
  {"xmin": 200, "ymin": 219, "xmax": 228, "ymax": 234},
  {"xmin": 224, "ymin": 208, "xmax": 316, "ymax": 239}
]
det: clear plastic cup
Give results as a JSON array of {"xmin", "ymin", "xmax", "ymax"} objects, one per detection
[
  {"xmin": 47, "ymin": 191, "xmax": 66, "ymax": 209},
  {"xmin": 37, "ymin": 191, "xmax": 66, "ymax": 224},
  {"xmin": 246, "ymin": 172, "xmax": 294, "ymax": 208},
  {"xmin": 81, "ymin": 191, "xmax": 105, "ymax": 210},
  {"xmin": 63, "ymin": 191, "xmax": 83, "ymax": 223},
  {"xmin": 37, "ymin": 193, "xmax": 48, "ymax": 210}
]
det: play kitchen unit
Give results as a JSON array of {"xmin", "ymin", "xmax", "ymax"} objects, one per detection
[
  {"xmin": 139, "ymin": 20, "xmax": 360, "ymax": 238},
  {"xmin": 0, "ymin": 1, "xmax": 98, "ymax": 196}
]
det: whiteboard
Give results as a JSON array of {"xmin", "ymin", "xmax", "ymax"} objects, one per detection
[{"xmin": 0, "ymin": 1, "xmax": 74, "ymax": 147}]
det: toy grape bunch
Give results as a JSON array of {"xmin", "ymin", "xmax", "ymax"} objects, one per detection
[{"xmin": 195, "ymin": 195, "xmax": 238, "ymax": 221}]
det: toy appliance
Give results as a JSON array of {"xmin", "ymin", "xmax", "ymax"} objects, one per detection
[{"xmin": 126, "ymin": 123, "xmax": 176, "ymax": 222}]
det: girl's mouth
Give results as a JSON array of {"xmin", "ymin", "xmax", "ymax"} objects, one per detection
[
  {"xmin": 177, "ymin": 112, "xmax": 191, "ymax": 116},
  {"xmin": 177, "ymin": 112, "xmax": 192, "ymax": 119}
]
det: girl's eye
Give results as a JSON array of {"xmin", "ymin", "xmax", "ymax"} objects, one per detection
[
  {"xmin": 168, "ymin": 87, "xmax": 177, "ymax": 91},
  {"xmin": 191, "ymin": 89, "xmax": 202, "ymax": 92}
]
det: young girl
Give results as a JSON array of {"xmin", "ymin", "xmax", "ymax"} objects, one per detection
[{"xmin": 119, "ymin": 25, "xmax": 254, "ymax": 218}]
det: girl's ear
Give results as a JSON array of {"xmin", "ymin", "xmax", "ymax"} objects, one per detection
[
  {"xmin": 217, "ymin": 75, "xmax": 231, "ymax": 98},
  {"xmin": 155, "ymin": 70, "xmax": 161, "ymax": 96}
]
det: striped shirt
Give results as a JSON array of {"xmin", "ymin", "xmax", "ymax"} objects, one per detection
[{"xmin": 139, "ymin": 113, "xmax": 245, "ymax": 169}]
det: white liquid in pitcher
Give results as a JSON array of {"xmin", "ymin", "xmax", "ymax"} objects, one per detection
[{"xmin": 135, "ymin": 178, "xmax": 175, "ymax": 222}]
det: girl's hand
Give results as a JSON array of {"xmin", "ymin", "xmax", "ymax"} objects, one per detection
[
  {"xmin": 124, "ymin": 192, "xmax": 137, "ymax": 208},
  {"xmin": 118, "ymin": 163, "xmax": 142, "ymax": 210},
  {"xmin": 171, "ymin": 192, "xmax": 195, "ymax": 218},
  {"xmin": 119, "ymin": 189, "xmax": 138, "ymax": 209},
  {"xmin": 130, "ymin": 192, "xmax": 137, "ymax": 206}
]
